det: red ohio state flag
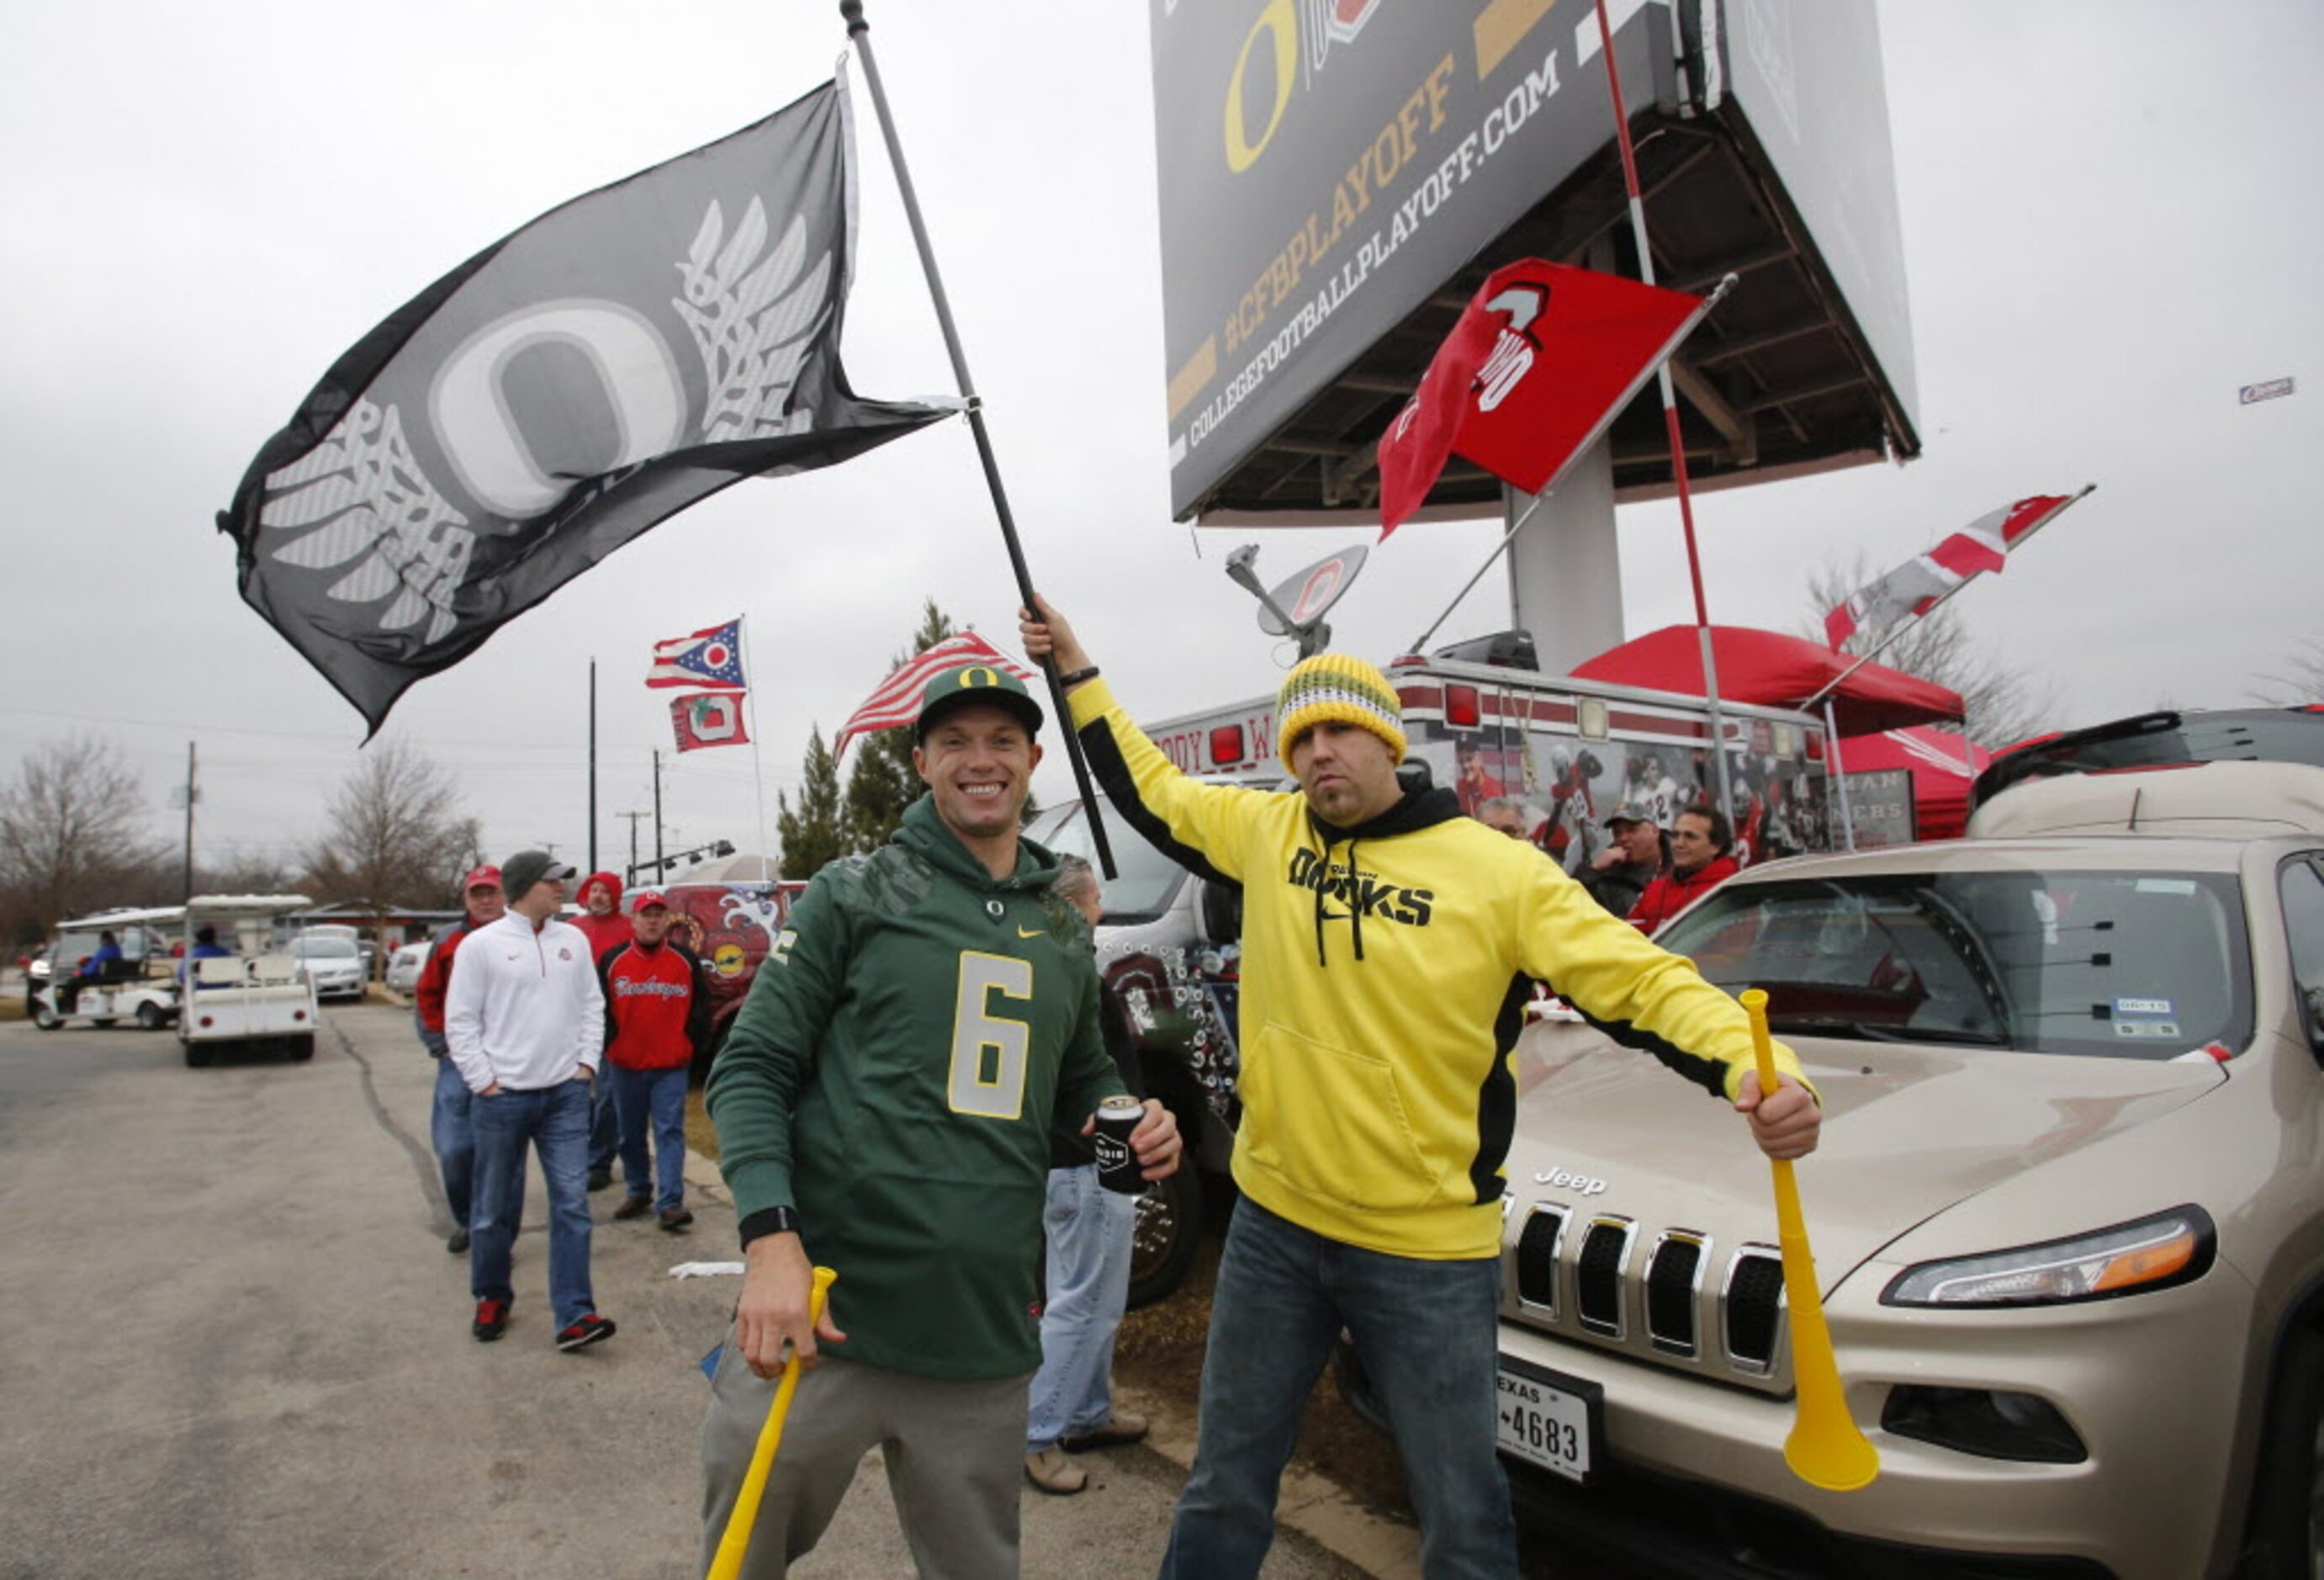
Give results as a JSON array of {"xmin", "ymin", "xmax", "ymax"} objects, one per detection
[
  {"xmin": 1376, "ymin": 259, "xmax": 1709, "ymax": 536},
  {"xmin": 670, "ymin": 691, "xmax": 750, "ymax": 752}
]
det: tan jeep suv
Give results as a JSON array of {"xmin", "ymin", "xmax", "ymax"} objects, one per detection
[{"xmin": 1399, "ymin": 760, "xmax": 2324, "ymax": 1578}]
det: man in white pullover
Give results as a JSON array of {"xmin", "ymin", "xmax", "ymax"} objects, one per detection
[{"xmin": 446, "ymin": 850, "xmax": 616, "ymax": 1351}]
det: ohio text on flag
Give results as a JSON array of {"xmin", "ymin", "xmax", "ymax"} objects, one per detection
[
  {"xmin": 647, "ymin": 619, "xmax": 746, "ymax": 689},
  {"xmin": 833, "ymin": 632, "xmax": 1034, "ymax": 762},
  {"xmin": 1375, "ymin": 259, "xmax": 1711, "ymax": 536},
  {"xmin": 1824, "ymin": 493, "xmax": 2083, "ymax": 649},
  {"xmin": 671, "ymin": 692, "xmax": 750, "ymax": 752},
  {"xmin": 219, "ymin": 77, "xmax": 950, "ymax": 735}
]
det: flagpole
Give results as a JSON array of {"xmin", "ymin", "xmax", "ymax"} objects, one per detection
[
  {"xmin": 739, "ymin": 615, "xmax": 773, "ymax": 882},
  {"xmin": 840, "ymin": 0, "xmax": 1118, "ymax": 880},
  {"xmin": 1592, "ymin": 0, "xmax": 1735, "ymax": 819},
  {"xmin": 1803, "ymin": 485, "xmax": 2096, "ymax": 715},
  {"xmin": 1824, "ymin": 701, "xmax": 1857, "ymax": 852},
  {"xmin": 588, "ymin": 660, "xmax": 599, "ymax": 874}
]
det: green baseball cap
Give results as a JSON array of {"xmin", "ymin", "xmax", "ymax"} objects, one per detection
[{"xmin": 914, "ymin": 664, "xmax": 1044, "ymax": 741}]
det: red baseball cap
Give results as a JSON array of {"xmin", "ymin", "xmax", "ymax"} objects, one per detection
[
  {"xmin": 463, "ymin": 865, "xmax": 503, "ymax": 893},
  {"xmin": 630, "ymin": 888, "xmax": 670, "ymax": 911}
]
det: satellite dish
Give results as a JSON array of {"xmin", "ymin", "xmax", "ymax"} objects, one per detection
[{"xmin": 1224, "ymin": 543, "xmax": 1369, "ymax": 657}]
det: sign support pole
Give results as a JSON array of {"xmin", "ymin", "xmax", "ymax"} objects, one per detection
[
  {"xmin": 841, "ymin": 1, "xmax": 1117, "ymax": 878},
  {"xmin": 1592, "ymin": 0, "xmax": 1735, "ymax": 820}
]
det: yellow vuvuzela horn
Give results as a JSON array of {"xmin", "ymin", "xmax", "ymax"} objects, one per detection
[
  {"xmin": 707, "ymin": 1265, "xmax": 839, "ymax": 1580},
  {"xmin": 1742, "ymin": 990, "xmax": 1879, "ymax": 1492}
]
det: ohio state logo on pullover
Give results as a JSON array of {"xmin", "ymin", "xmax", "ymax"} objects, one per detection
[{"xmin": 598, "ymin": 938, "xmax": 711, "ymax": 1071}]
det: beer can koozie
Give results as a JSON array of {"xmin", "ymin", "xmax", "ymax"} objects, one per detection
[{"xmin": 1093, "ymin": 1095, "xmax": 1145, "ymax": 1195}]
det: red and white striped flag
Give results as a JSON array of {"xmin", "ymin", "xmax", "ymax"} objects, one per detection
[
  {"xmin": 1824, "ymin": 493, "xmax": 2084, "ymax": 650},
  {"xmin": 833, "ymin": 632, "xmax": 1035, "ymax": 761}
]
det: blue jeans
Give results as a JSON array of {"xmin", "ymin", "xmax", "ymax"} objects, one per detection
[
  {"xmin": 470, "ymin": 1078, "xmax": 596, "ymax": 1330},
  {"xmin": 1026, "ymin": 1164, "xmax": 1137, "ymax": 1450},
  {"xmin": 1159, "ymin": 1198, "xmax": 1515, "ymax": 1580},
  {"xmin": 589, "ymin": 1072, "xmax": 618, "ymax": 1173},
  {"xmin": 609, "ymin": 1063, "xmax": 689, "ymax": 1212},
  {"xmin": 429, "ymin": 1056, "xmax": 527, "ymax": 1234}
]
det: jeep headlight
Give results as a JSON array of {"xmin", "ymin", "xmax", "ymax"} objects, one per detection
[{"xmin": 1882, "ymin": 1206, "xmax": 2214, "ymax": 1307}]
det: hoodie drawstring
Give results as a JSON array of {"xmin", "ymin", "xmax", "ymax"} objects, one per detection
[{"xmin": 1307, "ymin": 828, "xmax": 1367, "ymax": 967}]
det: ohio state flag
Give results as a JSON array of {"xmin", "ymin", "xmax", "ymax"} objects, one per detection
[
  {"xmin": 1377, "ymin": 259, "xmax": 1711, "ymax": 536},
  {"xmin": 1824, "ymin": 491, "xmax": 2088, "ymax": 649},
  {"xmin": 647, "ymin": 618, "xmax": 745, "ymax": 689},
  {"xmin": 671, "ymin": 692, "xmax": 750, "ymax": 752}
]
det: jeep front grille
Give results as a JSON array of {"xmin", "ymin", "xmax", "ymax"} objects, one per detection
[
  {"xmin": 1645, "ymin": 1231, "xmax": 1709, "ymax": 1358},
  {"xmin": 1723, "ymin": 1246, "xmax": 1787, "ymax": 1376},
  {"xmin": 1509, "ymin": 1212, "xmax": 1788, "ymax": 1382},
  {"xmin": 1575, "ymin": 1217, "xmax": 1635, "ymax": 1338},
  {"xmin": 1514, "ymin": 1204, "xmax": 1569, "ymax": 1317}
]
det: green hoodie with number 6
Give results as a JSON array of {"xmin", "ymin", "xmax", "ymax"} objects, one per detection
[{"xmin": 707, "ymin": 794, "xmax": 1125, "ymax": 1382}]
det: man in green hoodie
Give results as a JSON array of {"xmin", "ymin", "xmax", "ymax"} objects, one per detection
[{"xmin": 701, "ymin": 662, "xmax": 1182, "ymax": 1580}]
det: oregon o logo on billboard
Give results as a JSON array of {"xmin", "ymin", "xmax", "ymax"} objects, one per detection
[{"xmin": 1225, "ymin": 0, "xmax": 1297, "ymax": 172}]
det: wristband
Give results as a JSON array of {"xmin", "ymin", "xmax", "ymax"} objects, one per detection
[
  {"xmin": 1056, "ymin": 665, "xmax": 1099, "ymax": 687},
  {"xmin": 738, "ymin": 1204, "xmax": 802, "ymax": 1249}
]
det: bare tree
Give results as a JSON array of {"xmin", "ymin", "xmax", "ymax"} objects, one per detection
[
  {"xmin": 302, "ymin": 742, "xmax": 479, "ymax": 918},
  {"xmin": 0, "ymin": 737, "xmax": 167, "ymax": 942},
  {"xmin": 2252, "ymin": 636, "xmax": 2324, "ymax": 704},
  {"xmin": 1802, "ymin": 554, "xmax": 2061, "ymax": 749}
]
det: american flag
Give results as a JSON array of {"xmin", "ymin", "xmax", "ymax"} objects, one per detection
[
  {"xmin": 1824, "ymin": 493, "xmax": 2086, "ymax": 650},
  {"xmin": 834, "ymin": 633, "xmax": 1033, "ymax": 761},
  {"xmin": 646, "ymin": 618, "xmax": 746, "ymax": 689}
]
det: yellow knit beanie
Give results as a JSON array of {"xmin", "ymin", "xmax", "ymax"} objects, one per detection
[{"xmin": 1275, "ymin": 653, "xmax": 1407, "ymax": 768}]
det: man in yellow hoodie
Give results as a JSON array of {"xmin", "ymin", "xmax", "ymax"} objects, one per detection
[{"xmin": 1020, "ymin": 599, "xmax": 1821, "ymax": 1580}]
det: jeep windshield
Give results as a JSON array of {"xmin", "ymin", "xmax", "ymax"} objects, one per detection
[
  {"xmin": 1025, "ymin": 802, "xmax": 1196, "ymax": 924},
  {"xmin": 1656, "ymin": 869, "xmax": 2253, "ymax": 1059}
]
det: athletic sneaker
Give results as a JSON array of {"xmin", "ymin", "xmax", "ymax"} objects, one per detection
[
  {"xmin": 472, "ymin": 1298, "xmax": 510, "ymax": 1342},
  {"xmin": 555, "ymin": 1314, "xmax": 617, "ymax": 1352}
]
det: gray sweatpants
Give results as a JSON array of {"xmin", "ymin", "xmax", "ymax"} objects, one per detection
[{"xmin": 700, "ymin": 1333, "xmax": 1032, "ymax": 1580}]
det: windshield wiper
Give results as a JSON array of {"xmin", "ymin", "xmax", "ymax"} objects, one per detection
[{"xmin": 1766, "ymin": 1015, "xmax": 2009, "ymax": 1047}]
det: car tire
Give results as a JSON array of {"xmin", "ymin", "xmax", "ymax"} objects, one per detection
[
  {"xmin": 1126, "ymin": 1161, "xmax": 1204, "ymax": 1309},
  {"xmin": 287, "ymin": 1034, "xmax": 315, "ymax": 1063},
  {"xmin": 135, "ymin": 1002, "xmax": 167, "ymax": 1031},
  {"xmin": 2240, "ymin": 1326, "xmax": 2324, "ymax": 1578},
  {"xmin": 183, "ymin": 1042, "xmax": 207, "ymax": 1068}
]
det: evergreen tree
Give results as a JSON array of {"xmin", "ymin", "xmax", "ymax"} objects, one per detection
[
  {"xmin": 776, "ymin": 726, "xmax": 849, "ymax": 880},
  {"xmin": 842, "ymin": 600, "xmax": 958, "ymax": 852}
]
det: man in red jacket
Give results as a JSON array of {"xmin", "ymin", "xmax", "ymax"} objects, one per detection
[
  {"xmin": 573, "ymin": 872, "xmax": 633, "ymax": 1191},
  {"xmin": 1628, "ymin": 803, "xmax": 1741, "ymax": 934},
  {"xmin": 597, "ymin": 888, "xmax": 710, "ymax": 1232},
  {"xmin": 414, "ymin": 866, "xmax": 521, "ymax": 1254}
]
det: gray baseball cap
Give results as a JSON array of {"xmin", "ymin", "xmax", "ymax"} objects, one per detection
[
  {"xmin": 500, "ymin": 850, "xmax": 579, "ymax": 898},
  {"xmin": 1603, "ymin": 803, "xmax": 1657, "ymax": 827}
]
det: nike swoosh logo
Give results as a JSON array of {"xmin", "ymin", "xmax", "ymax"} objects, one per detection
[{"xmin": 1017, "ymin": 926, "xmax": 1046, "ymax": 938}]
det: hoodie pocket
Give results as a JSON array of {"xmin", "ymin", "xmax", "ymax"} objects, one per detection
[{"xmin": 1241, "ymin": 1020, "xmax": 1444, "ymax": 1213}]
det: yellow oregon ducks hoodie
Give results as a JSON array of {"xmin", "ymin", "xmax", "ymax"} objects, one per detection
[{"xmin": 1071, "ymin": 678, "xmax": 1808, "ymax": 1261}]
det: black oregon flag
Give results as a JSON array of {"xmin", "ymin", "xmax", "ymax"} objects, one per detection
[{"xmin": 219, "ymin": 77, "xmax": 949, "ymax": 734}]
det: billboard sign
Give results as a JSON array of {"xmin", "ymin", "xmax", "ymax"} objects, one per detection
[
  {"xmin": 1149, "ymin": 0, "xmax": 1668, "ymax": 518},
  {"xmin": 1719, "ymin": 0, "xmax": 1919, "ymax": 434}
]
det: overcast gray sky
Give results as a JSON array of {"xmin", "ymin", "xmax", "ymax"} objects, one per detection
[{"xmin": 3, "ymin": 0, "xmax": 2318, "ymax": 885}]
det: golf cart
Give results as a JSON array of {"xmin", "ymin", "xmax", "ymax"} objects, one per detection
[
  {"xmin": 175, "ymin": 894, "xmax": 321, "ymax": 1067},
  {"xmin": 30, "ymin": 906, "xmax": 183, "ymax": 1031}
]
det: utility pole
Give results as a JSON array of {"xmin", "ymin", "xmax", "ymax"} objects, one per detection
[
  {"xmin": 617, "ymin": 810, "xmax": 650, "ymax": 884},
  {"xmin": 652, "ymin": 750, "xmax": 665, "ymax": 875},
  {"xmin": 181, "ymin": 741, "xmax": 198, "ymax": 902}
]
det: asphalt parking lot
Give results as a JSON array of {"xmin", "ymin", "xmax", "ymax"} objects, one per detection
[{"xmin": 0, "ymin": 1004, "xmax": 1391, "ymax": 1580}]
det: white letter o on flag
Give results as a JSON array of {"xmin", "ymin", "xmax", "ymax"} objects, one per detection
[{"xmin": 431, "ymin": 300, "xmax": 686, "ymax": 519}]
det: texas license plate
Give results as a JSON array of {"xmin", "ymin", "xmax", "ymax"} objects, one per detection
[{"xmin": 1496, "ymin": 1357, "xmax": 1601, "ymax": 1483}]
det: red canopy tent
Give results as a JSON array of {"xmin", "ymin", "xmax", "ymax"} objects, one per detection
[
  {"xmin": 1833, "ymin": 725, "xmax": 1992, "ymax": 840},
  {"xmin": 1567, "ymin": 623, "xmax": 1964, "ymax": 736}
]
